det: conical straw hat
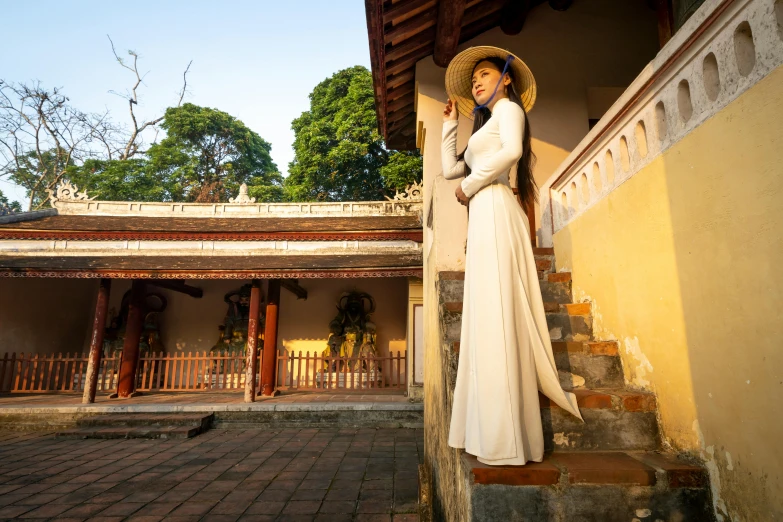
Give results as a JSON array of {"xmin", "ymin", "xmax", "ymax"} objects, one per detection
[{"xmin": 444, "ymin": 46, "xmax": 537, "ymax": 120}]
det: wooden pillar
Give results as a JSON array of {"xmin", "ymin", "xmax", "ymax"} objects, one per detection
[
  {"xmin": 244, "ymin": 280, "xmax": 262, "ymax": 403},
  {"xmin": 259, "ymin": 279, "xmax": 281, "ymax": 397},
  {"xmin": 82, "ymin": 279, "xmax": 111, "ymax": 404},
  {"xmin": 115, "ymin": 280, "xmax": 146, "ymax": 398}
]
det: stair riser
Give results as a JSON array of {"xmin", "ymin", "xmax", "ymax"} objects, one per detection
[
  {"xmin": 56, "ymin": 427, "xmax": 200, "ymax": 440},
  {"xmin": 554, "ymin": 353, "xmax": 624, "ymax": 389},
  {"xmin": 546, "ymin": 314, "xmax": 592, "ymax": 342},
  {"xmin": 212, "ymin": 410, "xmax": 424, "ymax": 429},
  {"xmin": 439, "ymin": 279, "xmax": 573, "ymax": 307},
  {"xmin": 544, "ymin": 409, "xmax": 659, "ymax": 452},
  {"xmin": 468, "ymin": 483, "xmax": 715, "ymax": 522}
]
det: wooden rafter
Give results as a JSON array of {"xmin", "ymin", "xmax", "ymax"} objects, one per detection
[
  {"xmin": 433, "ymin": 0, "xmax": 466, "ymax": 67},
  {"xmin": 384, "ymin": 7, "xmax": 438, "ymax": 45}
]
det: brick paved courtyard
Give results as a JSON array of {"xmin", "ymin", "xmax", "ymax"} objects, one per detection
[{"xmin": 0, "ymin": 428, "xmax": 423, "ymax": 521}]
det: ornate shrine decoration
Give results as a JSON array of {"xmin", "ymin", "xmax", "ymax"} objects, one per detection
[
  {"xmin": 385, "ymin": 181, "xmax": 423, "ymax": 202},
  {"xmin": 229, "ymin": 183, "xmax": 256, "ymax": 204},
  {"xmin": 46, "ymin": 180, "xmax": 94, "ymax": 206}
]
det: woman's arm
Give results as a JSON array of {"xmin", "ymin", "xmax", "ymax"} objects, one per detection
[
  {"xmin": 460, "ymin": 101, "xmax": 525, "ymax": 198},
  {"xmin": 441, "ymin": 120, "xmax": 467, "ymax": 180}
]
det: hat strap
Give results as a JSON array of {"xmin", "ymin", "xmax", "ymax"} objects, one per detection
[{"xmin": 472, "ymin": 54, "xmax": 515, "ymax": 115}]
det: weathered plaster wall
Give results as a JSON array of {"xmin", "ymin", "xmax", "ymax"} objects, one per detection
[
  {"xmin": 0, "ymin": 278, "xmax": 97, "ymax": 355},
  {"xmin": 553, "ymin": 64, "xmax": 783, "ymax": 521}
]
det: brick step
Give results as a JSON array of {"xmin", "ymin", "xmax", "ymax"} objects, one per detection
[
  {"xmin": 55, "ymin": 424, "xmax": 203, "ymax": 440},
  {"xmin": 76, "ymin": 413, "xmax": 213, "ymax": 429},
  {"xmin": 439, "ymin": 277, "xmax": 574, "ymax": 312},
  {"xmin": 441, "ymin": 302, "xmax": 589, "ymax": 343},
  {"xmin": 553, "ymin": 341, "xmax": 624, "ymax": 389},
  {"xmin": 446, "ymin": 339, "xmax": 622, "ymax": 390},
  {"xmin": 460, "ymin": 451, "xmax": 714, "ymax": 521},
  {"xmin": 542, "ymin": 389, "xmax": 659, "ymax": 451}
]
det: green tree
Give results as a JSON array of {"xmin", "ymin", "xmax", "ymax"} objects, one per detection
[
  {"xmin": 71, "ymin": 159, "xmax": 171, "ymax": 202},
  {"xmin": 0, "ymin": 189, "xmax": 22, "ymax": 213},
  {"xmin": 146, "ymin": 103, "xmax": 283, "ymax": 202},
  {"xmin": 284, "ymin": 66, "xmax": 422, "ymax": 202}
]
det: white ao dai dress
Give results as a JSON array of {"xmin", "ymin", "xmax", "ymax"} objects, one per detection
[{"xmin": 441, "ymin": 97, "xmax": 583, "ymax": 466}]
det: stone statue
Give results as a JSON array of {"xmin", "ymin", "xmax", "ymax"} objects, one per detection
[
  {"xmin": 322, "ymin": 291, "xmax": 379, "ymax": 373},
  {"xmin": 211, "ymin": 284, "xmax": 265, "ymax": 356}
]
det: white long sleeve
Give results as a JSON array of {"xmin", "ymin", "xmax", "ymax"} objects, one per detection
[
  {"xmin": 441, "ymin": 120, "xmax": 467, "ymax": 180},
  {"xmin": 460, "ymin": 101, "xmax": 525, "ymax": 199}
]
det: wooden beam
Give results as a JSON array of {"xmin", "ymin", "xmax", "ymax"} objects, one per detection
[
  {"xmin": 147, "ymin": 280, "xmax": 203, "ymax": 298},
  {"xmin": 548, "ymin": 0, "xmax": 572, "ymax": 10},
  {"xmin": 383, "ymin": 0, "xmax": 437, "ymax": 25},
  {"xmin": 259, "ymin": 280, "xmax": 281, "ymax": 397},
  {"xmin": 655, "ymin": 0, "xmax": 675, "ymax": 47},
  {"xmin": 244, "ymin": 279, "xmax": 262, "ymax": 403},
  {"xmin": 366, "ymin": 0, "xmax": 389, "ymax": 142},
  {"xmin": 281, "ymin": 279, "xmax": 308, "ymax": 300},
  {"xmin": 115, "ymin": 280, "xmax": 145, "ymax": 399},
  {"xmin": 387, "ymin": 93, "xmax": 416, "ymax": 113},
  {"xmin": 500, "ymin": 0, "xmax": 534, "ymax": 35},
  {"xmin": 387, "ymin": 82, "xmax": 416, "ymax": 102},
  {"xmin": 385, "ymin": 27, "xmax": 436, "ymax": 62},
  {"xmin": 434, "ymin": 0, "xmax": 466, "ymax": 67},
  {"xmin": 386, "ymin": 45, "xmax": 434, "ymax": 76},
  {"xmin": 384, "ymin": 7, "xmax": 438, "ymax": 45},
  {"xmin": 387, "ymin": 70, "xmax": 416, "ymax": 89},
  {"xmin": 82, "ymin": 278, "xmax": 111, "ymax": 404}
]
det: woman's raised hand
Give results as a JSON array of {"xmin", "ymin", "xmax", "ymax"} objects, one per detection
[{"xmin": 443, "ymin": 98, "xmax": 458, "ymax": 122}]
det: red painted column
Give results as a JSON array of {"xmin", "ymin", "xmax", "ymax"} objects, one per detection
[
  {"xmin": 116, "ymin": 280, "xmax": 145, "ymax": 398},
  {"xmin": 82, "ymin": 279, "xmax": 111, "ymax": 404},
  {"xmin": 260, "ymin": 279, "xmax": 281, "ymax": 396},
  {"xmin": 244, "ymin": 280, "xmax": 262, "ymax": 403}
]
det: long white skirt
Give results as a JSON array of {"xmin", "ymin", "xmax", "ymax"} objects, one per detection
[{"xmin": 447, "ymin": 182, "xmax": 583, "ymax": 466}]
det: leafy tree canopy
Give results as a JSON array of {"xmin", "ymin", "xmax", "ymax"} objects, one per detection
[
  {"xmin": 284, "ymin": 66, "xmax": 422, "ymax": 202},
  {"xmin": 146, "ymin": 103, "xmax": 284, "ymax": 202}
]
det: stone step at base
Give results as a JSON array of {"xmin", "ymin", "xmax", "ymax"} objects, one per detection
[
  {"xmin": 55, "ymin": 424, "xmax": 203, "ymax": 440},
  {"xmin": 77, "ymin": 413, "xmax": 213, "ymax": 430},
  {"xmin": 462, "ymin": 451, "xmax": 714, "ymax": 522}
]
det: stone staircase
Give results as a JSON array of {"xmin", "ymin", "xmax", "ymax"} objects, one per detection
[
  {"xmin": 427, "ymin": 247, "xmax": 715, "ymax": 521},
  {"xmin": 54, "ymin": 413, "xmax": 213, "ymax": 439}
]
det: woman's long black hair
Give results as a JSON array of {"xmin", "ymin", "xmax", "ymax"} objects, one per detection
[{"xmin": 456, "ymin": 57, "xmax": 538, "ymax": 212}]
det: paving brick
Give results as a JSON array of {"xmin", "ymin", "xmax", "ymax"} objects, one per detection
[{"xmin": 319, "ymin": 500, "xmax": 356, "ymax": 513}]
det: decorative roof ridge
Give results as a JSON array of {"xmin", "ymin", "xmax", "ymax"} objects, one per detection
[{"xmin": 46, "ymin": 180, "xmax": 423, "ymax": 218}]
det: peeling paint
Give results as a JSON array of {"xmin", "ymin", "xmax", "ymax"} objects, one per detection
[
  {"xmin": 694, "ymin": 420, "xmax": 729, "ymax": 521},
  {"xmin": 549, "ymin": 327, "xmax": 563, "ymax": 340},
  {"xmin": 635, "ymin": 508, "xmax": 652, "ymax": 517},
  {"xmin": 553, "ymin": 432, "xmax": 570, "ymax": 447},
  {"xmin": 623, "ymin": 336, "xmax": 654, "ymax": 389},
  {"xmin": 725, "ymin": 451, "xmax": 734, "ymax": 471}
]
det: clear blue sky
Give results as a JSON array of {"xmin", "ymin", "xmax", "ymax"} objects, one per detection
[{"xmin": 0, "ymin": 0, "xmax": 371, "ymax": 205}]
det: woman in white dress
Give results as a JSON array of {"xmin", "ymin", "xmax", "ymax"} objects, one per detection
[{"xmin": 441, "ymin": 46, "xmax": 583, "ymax": 466}]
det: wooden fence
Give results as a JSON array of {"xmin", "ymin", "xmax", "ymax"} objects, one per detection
[
  {"xmin": 136, "ymin": 351, "xmax": 260, "ymax": 392},
  {"xmin": 0, "ymin": 350, "xmax": 406, "ymax": 393},
  {"xmin": 0, "ymin": 352, "xmax": 121, "ymax": 393},
  {"xmin": 276, "ymin": 351, "xmax": 407, "ymax": 391}
]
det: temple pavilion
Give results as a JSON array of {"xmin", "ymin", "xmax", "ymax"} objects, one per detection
[{"xmin": 0, "ymin": 181, "xmax": 424, "ymax": 403}]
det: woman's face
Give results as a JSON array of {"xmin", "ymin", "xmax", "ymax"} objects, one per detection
[{"xmin": 471, "ymin": 60, "xmax": 510, "ymax": 105}]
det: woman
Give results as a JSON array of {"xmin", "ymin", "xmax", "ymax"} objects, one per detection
[{"xmin": 441, "ymin": 46, "xmax": 583, "ymax": 466}]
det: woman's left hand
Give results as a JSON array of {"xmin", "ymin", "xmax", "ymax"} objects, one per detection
[{"xmin": 455, "ymin": 185, "xmax": 469, "ymax": 206}]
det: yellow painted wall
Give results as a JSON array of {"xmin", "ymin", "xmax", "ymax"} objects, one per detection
[
  {"xmin": 553, "ymin": 65, "xmax": 783, "ymax": 520},
  {"xmin": 0, "ymin": 278, "xmax": 97, "ymax": 355}
]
